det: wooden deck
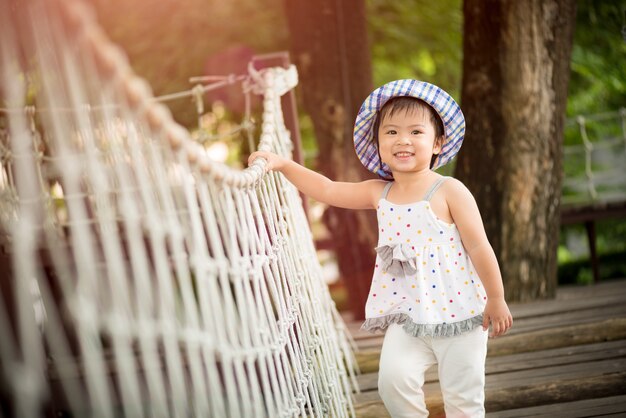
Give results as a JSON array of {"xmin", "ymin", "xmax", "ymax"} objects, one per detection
[{"xmin": 344, "ymin": 278, "xmax": 626, "ymax": 417}]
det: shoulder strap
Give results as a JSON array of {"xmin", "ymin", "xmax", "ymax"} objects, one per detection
[
  {"xmin": 422, "ymin": 176, "xmax": 449, "ymax": 201},
  {"xmin": 381, "ymin": 182, "xmax": 394, "ymax": 199}
]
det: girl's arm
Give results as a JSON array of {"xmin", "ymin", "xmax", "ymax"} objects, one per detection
[
  {"xmin": 444, "ymin": 178, "xmax": 513, "ymax": 337},
  {"xmin": 248, "ymin": 151, "xmax": 383, "ymax": 210}
]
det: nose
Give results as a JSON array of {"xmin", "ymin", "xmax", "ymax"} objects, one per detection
[{"xmin": 396, "ymin": 134, "xmax": 411, "ymax": 145}]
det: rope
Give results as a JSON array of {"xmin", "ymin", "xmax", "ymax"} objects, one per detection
[
  {"xmin": 0, "ymin": 1, "xmax": 358, "ymax": 418},
  {"xmin": 563, "ymin": 109, "xmax": 626, "ymax": 204},
  {"xmin": 0, "ymin": 75, "xmax": 250, "ymax": 113}
]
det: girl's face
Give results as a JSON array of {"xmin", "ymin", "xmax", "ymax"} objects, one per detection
[{"xmin": 377, "ymin": 108, "xmax": 442, "ymax": 174}]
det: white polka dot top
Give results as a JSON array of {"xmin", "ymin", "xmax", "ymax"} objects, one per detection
[{"xmin": 361, "ymin": 177, "xmax": 487, "ymax": 337}]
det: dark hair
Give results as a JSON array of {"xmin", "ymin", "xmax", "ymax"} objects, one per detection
[{"xmin": 373, "ymin": 96, "xmax": 445, "ymax": 174}]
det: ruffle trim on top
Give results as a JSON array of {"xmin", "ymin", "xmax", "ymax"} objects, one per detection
[{"xmin": 361, "ymin": 313, "xmax": 484, "ymax": 338}]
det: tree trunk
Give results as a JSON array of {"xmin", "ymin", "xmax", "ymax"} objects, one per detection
[
  {"xmin": 284, "ymin": 0, "xmax": 376, "ymax": 319},
  {"xmin": 456, "ymin": 0, "xmax": 576, "ymax": 301}
]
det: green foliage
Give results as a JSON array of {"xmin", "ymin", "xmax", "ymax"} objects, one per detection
[
  {"xmin": 567, "ymin": 0, "xmax": 626, "ymax": 116},
  {"xmin": 297, "ymin": 113, "xmax": 320, "ymax": 166},
  {"xmin": 558, "ymin": 218, "xmax": 626, "ymax": 284},
  {"xmin": 367, "ymin": 0, "xmax": 463, "ymax": 96},
  {"xmin": 561, "ymin": 219, "xmax": 626, "ymax": 256},
  {"xmin": 558, "ymin": 249, "xmax": 626, "ymax": 284}
]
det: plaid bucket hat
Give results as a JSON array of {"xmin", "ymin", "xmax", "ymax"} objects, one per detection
[{"xmin": 353, "ymin": 79, "xmax": 465, "ymax": 179}]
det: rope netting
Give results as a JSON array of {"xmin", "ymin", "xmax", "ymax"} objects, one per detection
[{"xmin": 0, "ymin": 0, "xmax": 358, "ymax": 416}]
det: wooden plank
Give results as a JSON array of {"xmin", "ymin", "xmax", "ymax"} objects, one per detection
[
  {"xmin": 353, "ymin": 302, "xmax": 626, "ymax": 349},
  {"xmin": 483, "ymin": 357, "xmax": 626, "ymax": 389},
  {"xmin": 356, "ymin": 339, "xmax": 626, "ymax": 392},
  {"xmin": 508, "ymin": 290, "xmax": 626, "ymax": 320},
  {"xmin": 487, "ymin": 394, "xmax": 626, "ymax": 418},
  {"xmin": 484, "ymin": 372, "xmax": 626, "ymax": 414},
  {"xmin": 561, "ymin": 199, "xmax": 626, "ymax": 224},
  {"xmin": 357, "ymin": 355, "xmax": 626, "ymax": 401},
  {"xmin": 354, "ymin": 390, "xmax": 386, "ymax": 406},
  {"xmin": 484, "ymin": 339, "xmax": 626, "ymax": 373},
  {"xmin": 553, "ymin": 279, "xmax": 626, "ymax": 299},
  {"xmin": 355, "ymin": 318, "xmax": 626, "ymax": 373},
  {"xmin": 505, "ymin": 303, "xmax": 626, "ymax": 334},
  {"xmin": 354, "ymin": 400, "xmax": 392, "ymax": 418},
  {"xmin": 355, "ymin": 371, "xmax": 626, "ymax": 417},
  {"xmin": 487, "ymin": 317, "xmax": 626, "ymax": 356}
]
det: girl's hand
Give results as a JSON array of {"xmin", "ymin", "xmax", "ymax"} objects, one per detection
[
  {"xmin": 483, "ymin": 298, "xmax": 513, "ymax": 338},
  {"xmin": 248, "ymin": 151, "xmax": 287, "ymax": 173}
]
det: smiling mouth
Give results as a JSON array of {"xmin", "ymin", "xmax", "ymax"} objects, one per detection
[{"xmin": 393, "ymin": 151, "xmax": 415, "ymax": 157}]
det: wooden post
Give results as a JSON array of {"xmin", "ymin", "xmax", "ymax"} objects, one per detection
[
  {"xmin": 285, "ymin": 0, "xmax": 377, "ymax": 320},
  {"xmin": 584, "ymin": 220, "xmax": 600, "ymax": 283}
]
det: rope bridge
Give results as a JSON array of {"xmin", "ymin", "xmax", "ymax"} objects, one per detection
[{"xmin": 0, "ymin": 0, "xmax": 357, "ymax": 416}]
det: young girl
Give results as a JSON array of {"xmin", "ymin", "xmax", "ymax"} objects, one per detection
[{"xmin": 249, "ymin": 79, "xmax": 512, "ymax": 417}]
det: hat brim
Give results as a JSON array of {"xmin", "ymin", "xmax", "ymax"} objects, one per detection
[{"xmin": 353, "ymin": 79, "xmax": 465, "ymax": 178}]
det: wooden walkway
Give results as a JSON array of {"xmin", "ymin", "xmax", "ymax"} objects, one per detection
[{"xmin": 345, "ymin": 278, "xmax": 626, "ymax": 417}]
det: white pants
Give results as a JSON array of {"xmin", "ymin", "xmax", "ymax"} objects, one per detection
[{"xmin": 378, "ymin": 323, "xmax": 488, "ymax": 418}]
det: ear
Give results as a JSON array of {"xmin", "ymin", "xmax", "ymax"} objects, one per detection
[{"xmin": 432, "ymin": 136, "xmax": 445, "ymax": 155}]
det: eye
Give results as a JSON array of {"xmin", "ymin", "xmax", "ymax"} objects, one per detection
[
  {"xmin": 411, "ymin": 129, "xmax": 422, "ymax": 135},
  {"xmin": 385, "ymin": 129, "xmax": 397, "ymax": 135}
]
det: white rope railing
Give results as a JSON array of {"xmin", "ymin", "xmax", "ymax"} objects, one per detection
[
  {"xmin": 0, "ymin": 0, "xmax": 357, "ymax": 416},
  {"xmin": 562, "ymin": 108, "xmax": 626, "ymax": 205}
]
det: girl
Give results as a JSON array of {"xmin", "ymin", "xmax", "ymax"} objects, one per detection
[{"xmin": 249, "ymin": 79, "xmax": 512, "ymax": 417}]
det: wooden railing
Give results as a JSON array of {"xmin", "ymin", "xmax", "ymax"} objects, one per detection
[{"xmin": 560, "ymin": 108, "xmax": 626, "ymax": 282}]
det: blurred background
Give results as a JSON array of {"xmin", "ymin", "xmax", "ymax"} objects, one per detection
[{"xmin": 89, "ymin": 0, "xmax": 625, "ymax": 313}]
